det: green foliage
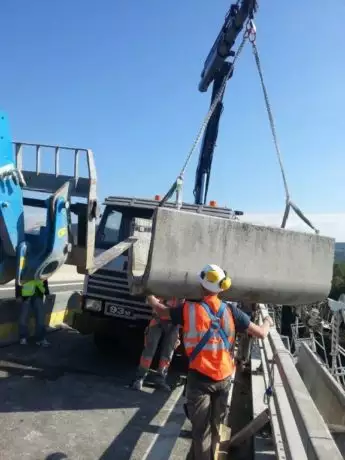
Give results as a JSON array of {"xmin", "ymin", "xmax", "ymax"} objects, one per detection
[{"xmin": 330, "ymin": 262, "xmax": 345, "ymax": 300}]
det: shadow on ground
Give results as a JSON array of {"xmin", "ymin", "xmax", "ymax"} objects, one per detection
[{"xmin": 0, "ymin": 328, "xmax": 188, "ymax": 460}]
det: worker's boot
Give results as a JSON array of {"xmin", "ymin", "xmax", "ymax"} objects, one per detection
[
  {"xmin": 132, "ymin": 366, "xmax": 147, "ymax": 391},
  {"xmin": 36, "ymin": 338, "xmax": 51, "ymax": 347},
  {"xmin": 132, "ymin": 378, "xmax": 144, "ymax": 391},
  {"xmin": 155, "ymin": 369, "xmax": 171, "ymax": 392}
]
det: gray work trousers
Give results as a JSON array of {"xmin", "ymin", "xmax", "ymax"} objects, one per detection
[
  {"xmin": 137, "ymin": 321, "xmax": 180, "ymax": 379},
  {"xmin": 186, "ymin": 371, "xmax": 231, "ymax": 460}
]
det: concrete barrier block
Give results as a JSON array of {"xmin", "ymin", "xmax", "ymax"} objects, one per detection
[
  {"xmin": 297, "ymin": 343, "xmax": 345, "ymax": 427},
  {"xmin": 129, "ymin": 207, "xmax": 335, "ymax": 305}
]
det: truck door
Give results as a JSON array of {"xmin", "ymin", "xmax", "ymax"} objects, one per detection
[{"xmin": 96, "ymin": 208, "xmax": 127, "ymax": 272}]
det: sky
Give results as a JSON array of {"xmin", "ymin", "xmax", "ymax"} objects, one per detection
[{"xmin": 1, "ymin": 1, "xmax": 345, "ymax": 239}]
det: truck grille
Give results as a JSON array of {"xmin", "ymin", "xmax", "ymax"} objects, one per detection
[{"xmin": 86, "ymin": 269, "xmax": 151, "ymax": 320}]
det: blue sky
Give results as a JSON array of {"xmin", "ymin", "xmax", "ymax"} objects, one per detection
[{"xmin": 1, "ymin": 0, "xmax": 344, "ymax": 214}]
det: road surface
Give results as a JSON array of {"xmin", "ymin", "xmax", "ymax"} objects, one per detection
[{"xmin": 0, "ymin": 327, "xmax": 191, "ymax": 460}]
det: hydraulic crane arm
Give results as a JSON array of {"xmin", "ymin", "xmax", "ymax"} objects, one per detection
[
  {"xmin": 193, "ymin": 63, "xmax": 232, "ymax": 206},
  {"xmin": 198, "ymin": 0, "xmax": 257, "ymax": 93},
  {"xmin": 193, "ymin": 0, "xmax": 257, "ymax": 205}
]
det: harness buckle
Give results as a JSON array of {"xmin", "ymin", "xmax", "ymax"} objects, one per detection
[{"xmin": 211, "ymin": 319, "xmax": 220, "ymax": 330}]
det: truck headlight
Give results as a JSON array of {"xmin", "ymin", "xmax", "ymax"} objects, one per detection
[{"xmin": 85, "ymin": 299, "xmax": 102, "ymax": 312}]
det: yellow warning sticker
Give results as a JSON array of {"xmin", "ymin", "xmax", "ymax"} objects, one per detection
[
  {"xmin": 58, "ymin": 227, "xmax": 67, "ymax": 238},
  {"xmin": 19, "ymin": 257, "xmax": 26, "ymax": 270}
]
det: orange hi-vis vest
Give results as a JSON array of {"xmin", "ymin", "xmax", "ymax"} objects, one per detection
[{"xmin": 183, "ymin": 295, "xmax": 236, "ymax": 381}]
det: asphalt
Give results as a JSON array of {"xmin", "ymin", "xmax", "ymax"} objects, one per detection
[{"xmin": 0, "ymin": 328, "xmax": 190, "ymax": 460}]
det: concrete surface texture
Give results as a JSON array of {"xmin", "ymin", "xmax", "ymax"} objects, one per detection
[
  {"xmin": 257, "ymin": 304, "xmax": 345, "ymax": 460},
  {"xmin": 0, "ymin": 328, "xmax": 190, "ymax": 460},
  {"xmin": 129, "ymin": 217, "xmax": 153, "ymax": 296},
  {"xmin": 129, "ymin": 207, "xmax": 335, "ymax": 305},
  {"xmin": 265, "ymin": 327, "xmax": 343, "ymax": 460},
  {"xmin": 296, "ymin": 342, "xmax": 345, "ymax": 457},
  {"xmin": 1, "ymin": 300, "xmax": 344, "ymax": 459},
  {"xmin": 0, "ymin": 326, "xmax": 263, "ymax": 460}
]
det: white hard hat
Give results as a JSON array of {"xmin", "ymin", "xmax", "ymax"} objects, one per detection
[{"xmin": 198, "ymin": 264, "xmax": 232, "ymax": 294}]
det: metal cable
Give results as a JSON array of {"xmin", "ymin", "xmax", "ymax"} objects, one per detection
[
  {"xmin": 161, "ymin": 17, "xmax": 320, "ymax": 237},
  {"xmin": 180, "ymin": 35, "xmax": 248, "ymax": 177},
  {"xmin": 160, "ymin": 27, "xmax": 249, "ymax": 207},
  {"xmin": 251, "ymin": 39, "xmax": 319, "ymax": 234}
]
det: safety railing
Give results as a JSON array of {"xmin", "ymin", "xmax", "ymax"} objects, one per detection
[
  {"xmin": 13, "ymin": 141, "xmax": 98, "ymax": 272},
  {"xmin": 256, "ymin": 304, "xmax": 342, "ymax": 460},
  {"xmin": 14, "ymin": 141, "xmax": 97, "ymax": 198}
]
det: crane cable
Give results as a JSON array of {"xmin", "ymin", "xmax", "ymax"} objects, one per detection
[
  {"xmin": 160, "ymin": 16, "xmax": 320, "ymax": 236},
  {"xmin": 159, "ymin": 22, "xmax": 250, "ymax": 208},
  {"xmin": 248, "ymin": 21, "xmax": 319, "ymax": 234}
]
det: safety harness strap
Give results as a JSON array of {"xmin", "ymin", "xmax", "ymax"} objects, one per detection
[{"xmin": 189, "ymin": 301, "xmax": 231, "ymax": 362}]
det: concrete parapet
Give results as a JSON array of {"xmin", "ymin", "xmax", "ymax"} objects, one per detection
[
  {"xmin": 296, "ymin": 342, "xmax": 345, "ymax": 457},
  {"xmin": 258, "ymin": 305, "xmax": 343, "ymax": 460}
]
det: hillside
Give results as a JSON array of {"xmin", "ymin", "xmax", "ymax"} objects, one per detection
[{"xmin": 335, "ymin": 242, "xmax": 345, "ymax": 263}]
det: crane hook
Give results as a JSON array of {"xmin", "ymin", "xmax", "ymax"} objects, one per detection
[{"xmin": 245, "ymin": 19, "xmax": 257, "ymax": 43}]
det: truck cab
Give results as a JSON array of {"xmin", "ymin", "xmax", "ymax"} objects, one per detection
[{"xmin": 75, "ymin": 195, "xmax": 235, "ymax": 350}]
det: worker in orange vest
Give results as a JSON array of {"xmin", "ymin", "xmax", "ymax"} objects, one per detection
[
  {"xmin": 132, "ymin": 297, "xmax": 184, "ymax": 392},
  {"xmin": 148, "ymin": 264, "xmax": 274, "ymax": 460}
]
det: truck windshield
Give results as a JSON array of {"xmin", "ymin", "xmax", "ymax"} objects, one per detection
[{"xmin": 97, "ymin": 210, "xmax": 123, "ymax": 248}]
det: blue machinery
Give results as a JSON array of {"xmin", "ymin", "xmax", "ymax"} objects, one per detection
[{"xmin": 0, "ymin": 111, "xmax": 99, "ymax": 285}]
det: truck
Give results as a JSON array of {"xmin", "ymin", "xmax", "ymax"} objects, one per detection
[{"xmin": 75, "ymin": 195, "xmax": 241, "ymax": 350}]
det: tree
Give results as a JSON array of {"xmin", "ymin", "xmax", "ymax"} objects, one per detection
[{"xmin": 329, "ymin": 262, "xmax": 345, "ymax": 300}]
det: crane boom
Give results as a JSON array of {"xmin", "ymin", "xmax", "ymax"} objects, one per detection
[{"xmin": 193, "ymin": 0, "xmax": 257, "ymax": 205}]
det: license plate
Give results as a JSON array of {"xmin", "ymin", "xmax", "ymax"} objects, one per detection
[{"xmin": 104, "ymin": 303, "xmax": 133, "ymax": 318}]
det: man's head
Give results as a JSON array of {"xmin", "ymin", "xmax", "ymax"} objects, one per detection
[{"xmin": 198, "ymin": 264, "xmax": 232, "ymax": 295}]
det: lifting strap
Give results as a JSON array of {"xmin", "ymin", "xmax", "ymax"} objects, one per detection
[{"xmin": 189, "ymin": 301, "xmax": 231, "ymax": 362}]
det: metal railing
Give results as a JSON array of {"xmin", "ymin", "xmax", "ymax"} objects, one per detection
[
  {"xmin": 13, "ymin": 141, "xmax": 99, "ymax": 272},
  {"xmin": 255, "ymin": 304, "xmax": 342, "ymax": 460}
]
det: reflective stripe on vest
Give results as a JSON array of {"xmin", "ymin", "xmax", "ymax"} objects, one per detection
[
  {"xmin": 22, "ymin": 280, "xmax": 45, "ymax": 297},
  {"xmin": 184, "ymin": 301, "xmax": 235, "ymax": 362}
]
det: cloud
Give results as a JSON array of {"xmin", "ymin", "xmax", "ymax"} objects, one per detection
[{"xmin": 241, "ymin": 213, "xmax": 345, "ymax": 241}]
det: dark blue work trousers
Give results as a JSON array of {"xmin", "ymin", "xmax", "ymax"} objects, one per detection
[{"xmin": 19, "ymin": 295, "xmax": 46, "ymax": 341}]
